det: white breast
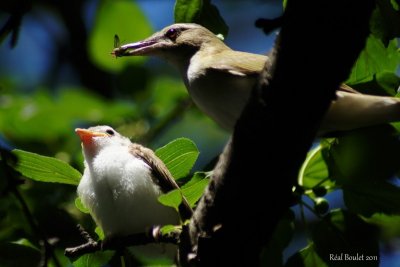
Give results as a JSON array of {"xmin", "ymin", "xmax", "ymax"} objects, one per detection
[{"xmin": 77, "ymin": 145, "xmax": 179, "ymax": 237}]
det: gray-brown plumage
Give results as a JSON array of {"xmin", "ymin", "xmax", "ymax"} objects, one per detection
[{"xmin": 113, "ymin": 23, "xmax": 400, "ymax": 135}]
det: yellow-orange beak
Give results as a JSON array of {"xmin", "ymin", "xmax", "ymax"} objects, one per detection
[{"xmin": 75, "ymin": 128, "xmax": 108, "ymax": 144}]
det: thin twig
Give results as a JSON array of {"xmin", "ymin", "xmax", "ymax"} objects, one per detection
[{"xmin": 65, "ymin": 225, "xmax": 181, "ymax": 258}]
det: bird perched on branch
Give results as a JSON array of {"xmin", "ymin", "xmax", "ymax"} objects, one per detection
[
  {"xmin": 75, "ymin": 125, "xmax": 191, "ymax": 259},
  {"xmin": 112, "ymin": 23, "xmax": 400, "ymax": 135}
]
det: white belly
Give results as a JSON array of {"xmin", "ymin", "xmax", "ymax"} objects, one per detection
[{"xmin": 77, "ymin": 146, "xmax": 179, "ymax": 237}]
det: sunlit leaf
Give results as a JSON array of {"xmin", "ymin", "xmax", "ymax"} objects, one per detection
[
  {"xmin": 158, "ymin": 189, "xmax": 183, "ymax": 211},
  {"xmin": 298, "ymin": 144, "xmax": 331, "ymax": 189},
  {"xmin": 95, "ymin": 227, "xmax": 105, "ymax": 240},
  {"xmin": 181, "ymin": 171, "xmax": 210, "ymax": 207},
  {"xmin": 155, "ymin": 138, "xmax": 199, "ymax": 180},
  {"xmin": 160, "ymin": 224, "xmax": 180, "ymax": 235},
  {"xmin": 75, "ymin": 197, "xmax": 89, "ymax": 214},
  {"xmin": 13, "ymin": 149, "xmax": 81, "ymax": 185},
  {"xmin": 346, "ymin": 35, "xmax": 400, "ymax": 86}
]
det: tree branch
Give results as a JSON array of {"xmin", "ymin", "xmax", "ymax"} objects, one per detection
[
  {"xmin": 64, "ymin": 225, "xmax": 181, "ymax": 258},
  {"xmin": 183, "ymin": 0, "xmax": 375, "ymax": 266}
]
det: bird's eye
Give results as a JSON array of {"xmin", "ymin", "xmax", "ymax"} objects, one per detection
[
  {"xmin": 165, "ymin": 28, "xmax": 178, "ymax": 40},
  {"xmin": 106, "ymin": 129, "xmax": 115, "ymax": 135}
]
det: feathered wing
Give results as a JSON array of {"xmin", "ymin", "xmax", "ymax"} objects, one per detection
[{"xmin": 130, "ymin": 143, "xmax": 193, "ymax": 221}]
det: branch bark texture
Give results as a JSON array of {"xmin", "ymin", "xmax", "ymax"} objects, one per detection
[{"xmin": 185, "ymin": 1, "xmax": 375, "ymax": 266}]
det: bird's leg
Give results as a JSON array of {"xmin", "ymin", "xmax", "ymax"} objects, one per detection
[{"xmin": 64, "ymin": 224, "xmax": 101, "ymax": 258}]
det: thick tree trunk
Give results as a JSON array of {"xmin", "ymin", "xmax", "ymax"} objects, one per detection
[{"xmin": 183, "ymin": 1, "xmax": 375, "ymax": 266}]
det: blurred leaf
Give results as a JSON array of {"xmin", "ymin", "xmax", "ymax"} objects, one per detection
[
  {"xmin": 363, "ymin": 213, "xmax": 400, "ymax": 238},
  {"xmin": 13, "ymin": 149, "xmax": 81, "ymax": 185},
  {"xmin": 95, "ymin": 227, "xmax": 105, "ymax": 240},
  {"xmin": 261, "ymin": 210, "xmax": 295, "ymax": 267},
  {"xmin": 371, "ymin": 0, "xmax": 400, "ymax": 44},
  {"xmin": 311, "ymin": 209, "xmax": 379, "ymax": 267},
  {"xmin": 147, "ymin": 76, "xmax": 188, "ymax": 118},
  {"xmin": 11, "ymin": 238, "xmax": 39, "ymax": 251},
  {"xmin": 160, "ymin": 224, "xmax": 180, "ymax": 235},
  {"xmin": 285, "ymin": 243, "xmax": 328, "ymax": 267},
  {"xmin": 174, "ymin": 0, "xmax": 228, "ymax": 36},
  {"xmin": 343, "ymin": 180, "xmax": 400, "ymax": 217},
  {"xmin": 346, "ymin": 36, "xmax": 400, "ymax": 86},
  {"xmin": 181, "ymin": 171, "xmax": 210, "ymax": 207},
  {"xmin": 174, "ymin": 0, "xmax": 201, "ymax": 22},
  {"xmin": 89, "ymin": 0, "xmax": 153, "ymax": 72},
  {"xmin": 158, "ymin": 189, "xmax": 182, "ymax": 211},
  {"xmin": 0, "ymin": 88, "xmax": 137, "ymax": 142},
  {"xmin": 155, "ymin": 138, "xmax": 199, "ymax": 180},
  {"xmin": 75, "ymin": 197, "xmax": 89, "ymax": 214},
  {"xmin": 0, "ymin": 242, "xmax": 41, "ymax": 267},
  {"xmin": 326, "ymin": 126, "xmax": 400, "ymax": 183},
  {"xmin": 73, "ymin": 251, "xmax": 114, "ymax": 267}
]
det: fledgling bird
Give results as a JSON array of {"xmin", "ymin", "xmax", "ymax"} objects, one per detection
[
  {"xmin": 75, "ymin": 125, "xmax": 192, "ymax": 259},
  {"xmin": 112, "ymin": 23, "xmax": 400, "ymax": 135}
]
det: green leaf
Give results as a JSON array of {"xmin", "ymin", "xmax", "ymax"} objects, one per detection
[
  {"xmin": 95, "ymin": 227, "xmax": 105, "ymax": 240},
  {"xmin": 88, "ymin": 0, "xmax": 152, "ymax": 72},
  {"xmin": 160, "ymin": 224, "xmax": 180, "ymax": 235},
  {"xmin": 13, "ymin": 149, "xmax": 81, "ymax": 185},
  {"xmin": 181, "ymin": 171, "xmax": 210, "ymax": 207},
  {"xmin": 343, "ymin": 180, "xmax": 400, "ymax": 217},
  {"xmin": 11, "ymin": 238, "xmax": 39, "ymax": 251},
  {"xmin": 261, "ymin": 210, "xmax": 295, "ymax": 267},
  {"xmin": 174, "ymin": 0, "xmax": 229, "ymax": 36},
  {"xmin": 174, "ymin": 0, "xmax": 202, "ymax": 22},
  {"xmin": 371, "ymin": 0, "xmax": 400, "ymax": 44},
  {"xmin": 158, "ymin": 189, "xmax": 183, "ymax": 211},
  {"xmin": 155, "ymin": 138, "xmax": 199, "ymax": 180},
  {"xmin": 298, "ymin": 144, "xmax": 331, "ymax": 189},
  {"xmin": 311, "ymin": 209, "xmax": 379, "ymax": 267},
  {"xmin": 363, "ymin": 213, "xmax": 400, "ymax": 238},
  {"xmin": 285, "ymin": 243, "xmax": 328, "ymax": 267},
  {"xmin": 346, "ymin": 35, "xmax": 400, "ymax": 86},
  {"xmin": 327, "ymin": 126, "xmax": 400, "ymax": 184},
  {"xmin": 350, "ymin": 71, "xmax": 400, "ymax": 96},
  {"xmin": 0, "ymin": 242, "xmax": 41, "ymax": 267},
  {"xmin": 75, "ymin": 197, "xmax": 89, "ymax": 214},
  {"xmin": 0, "ymin": 88, "xmax": 137, "ymax": 142},
  {"xmin": 73, "ymin": 251, "xmax": 114, "ymax": 267}
]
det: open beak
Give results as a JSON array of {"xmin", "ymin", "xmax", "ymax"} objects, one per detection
[
  {"xmin": 75, "ymin": 128, "xmax": 107, "ymax": 144},
  {"xmin": 111, "ymin": 34, "xmax": 166, "ymax": 58}
]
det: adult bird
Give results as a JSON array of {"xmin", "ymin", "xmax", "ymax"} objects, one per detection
[
  {"xmin": 112, "ymin": 23, "xmax": 400, "ymax": 135},
  {"xmin": 75, "ymin": 125, "xmax": 192, "ymax": 260}
]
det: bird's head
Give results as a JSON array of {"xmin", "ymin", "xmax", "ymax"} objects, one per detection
[
  {"xmin": 75, "ymin": 125, "xmax": 131, "ymax": 160},
  {"xmin": 112, "ymin": 23, "xmax": 228, "ymax": 69}
]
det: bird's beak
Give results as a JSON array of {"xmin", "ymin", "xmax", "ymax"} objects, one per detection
[
  {"xmin": 111, "ymin": 35, "xmax": 166, "ymax": 57},
  {"xmin": 75, "ymin": 128, "xmax": 107, "ymax": 144}
]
